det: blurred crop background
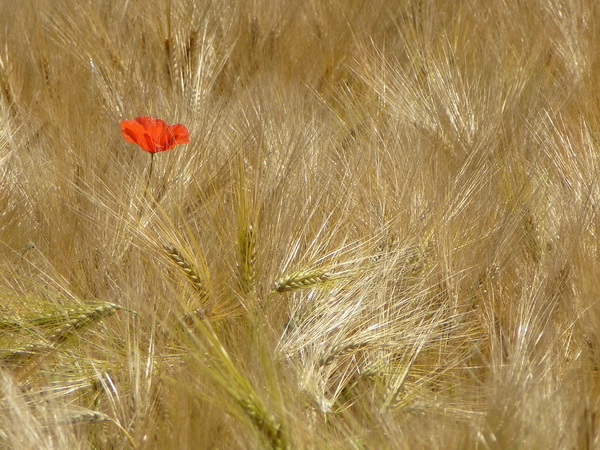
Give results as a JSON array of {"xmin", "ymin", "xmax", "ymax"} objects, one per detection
[{"xmin": 1, "ymin": 0, "xmax": 600, "ymax": 448}]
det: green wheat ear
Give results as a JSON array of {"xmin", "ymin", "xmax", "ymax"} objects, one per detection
[
  {"xmin": 0, "ymin": 302, "xmax": 118, "ymax": 368},
  {"xmin": 235, "ymin": 392, "xmax": 288, "ymax": 450},
  {"xmin": 237, "ymin": 223, "xmax": 257, "ymax": 294},
  {"xmin": 189, "ymin": 321, "xmax": 289, "ymax": 449}
]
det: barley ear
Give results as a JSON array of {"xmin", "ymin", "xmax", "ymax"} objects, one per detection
[
  {"xmin": 274, "ymin": 268, "xmax": 334, "ymax": 293},
  {"xmin": 236, "ymin": 393, "xmax": 288, "ymax": 449},
  {"xmin": 163, "ymin": 244, "xmax": 211, "ymax": 317},
  {"xmin": 0, "ymin": 302, "xmax": 118, "ymax": 370},
  {"xmin": 45, "ymin": 303, "xmax": 118, "ymax": 346},
  {"xmin": 163, "ymin": 244, "xmax": 209, "ymax": 295},
  {"xmin": 58, "ymin": 408, "xmax": 111, "ymax": 425},
  {"xmin": 319, "ymin": 339, "xmax": 371, "ymax": 367},
  {"xmin": 237, "ymin": 224, "xmax": 257, "ymax": 294}
]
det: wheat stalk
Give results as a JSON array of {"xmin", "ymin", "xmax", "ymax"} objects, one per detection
[
  {"xmin": 0, "ymin": 55, "xmax": 14, "ymax": 110},
  {"xmin": 522, "ymin": 209, "xmax": 542, "ymax": 263}
]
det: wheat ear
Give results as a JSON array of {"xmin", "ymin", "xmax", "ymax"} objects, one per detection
[
  {"xmin": 163, "ymin": 244, "xmax": 209, "ymax": 297},
  {"xmin": 57, "ymin": 408, "xmax": 111, "ymax": 425},
  {"xmin": 45, "ymin": 303, "xmax": 117, "ymax": 345},
  {"xmin": 237, "ymin": 224, "xmax": 257, "ymax": 294},
  {"xmin": 319, "ymin": 339, "xmax": 371, "ymax": 367},
  {"xmin": 0, "ymin": 303, "xmax": 118, "ymax": 367},
  {"xmin": 273, "ymin": 269, "xmax": 334, "ymax": 293},
  {"xmin": 235, "ymin": 393, "xmax": 287, "ymax": 450},
  {"xmin": 192, "ymin": 320, "xmax": 288, "ymax": 449}
]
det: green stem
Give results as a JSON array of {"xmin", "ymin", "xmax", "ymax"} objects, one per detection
[
  {"xmin": 140, "ymin": 153, "xmax": 155, "ymax": 218},
  {"xmin": 145, "ymin": 152, "xmax": 155, "ymax": 198},
  {"xmin": 263, "ymin": 290, "xmax": 277, "ymax": 312}
]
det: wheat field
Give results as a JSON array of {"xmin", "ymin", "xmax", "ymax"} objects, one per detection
[{"xmin": 0, "ymin": 0, "xmax": 599, "ymax": 448}]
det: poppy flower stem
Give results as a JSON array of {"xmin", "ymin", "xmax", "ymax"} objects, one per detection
[
  {"xmin": 145, "ymin": 152, "xmax": 155, "ymax": 195},
  {"xmin": 141, "ymin": 153, "xmax": 155, "ymax": 215}
]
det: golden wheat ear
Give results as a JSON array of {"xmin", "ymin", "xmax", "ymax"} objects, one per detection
[
  {"xmin": 162, "ymin": 243, "xmax": 211, "ymax": 316},
  {"xmin": 273, "ymin": 268, "xmax": 333, "ymax": 293}
]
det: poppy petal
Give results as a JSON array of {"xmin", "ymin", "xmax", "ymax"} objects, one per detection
[
  {"xmin": 138, "ymin": 116, "xmax": 170, "ymax": 152},
  {"xmin": 171, "ymin": 124, "xmax": 190, "ymax": 144},
  {"xmin": 120, "ymin": 116, "xmax": 190, "ymax": 153},
  {"xmin": 121, "ymin": 120, "xmax": 152, "ymax": 152}
]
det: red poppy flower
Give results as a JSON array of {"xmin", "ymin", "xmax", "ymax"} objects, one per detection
[{"xmin": 120, "ymin": 116, "xmax": 190, "ymax": 153}]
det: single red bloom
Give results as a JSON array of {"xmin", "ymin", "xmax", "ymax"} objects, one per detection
[{"xmin": 120, "ymin": 116, "xmax": 190, "ymax": 153}]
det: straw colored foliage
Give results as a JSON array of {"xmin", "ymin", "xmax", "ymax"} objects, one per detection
[{"xmin": 1, "ymin": 0, "xmax": 599, "ymax": 447}]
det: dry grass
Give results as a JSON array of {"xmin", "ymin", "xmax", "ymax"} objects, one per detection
[{"xmin": 0, "ymin": 0, "xmax": 599, "ymax": 447}]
